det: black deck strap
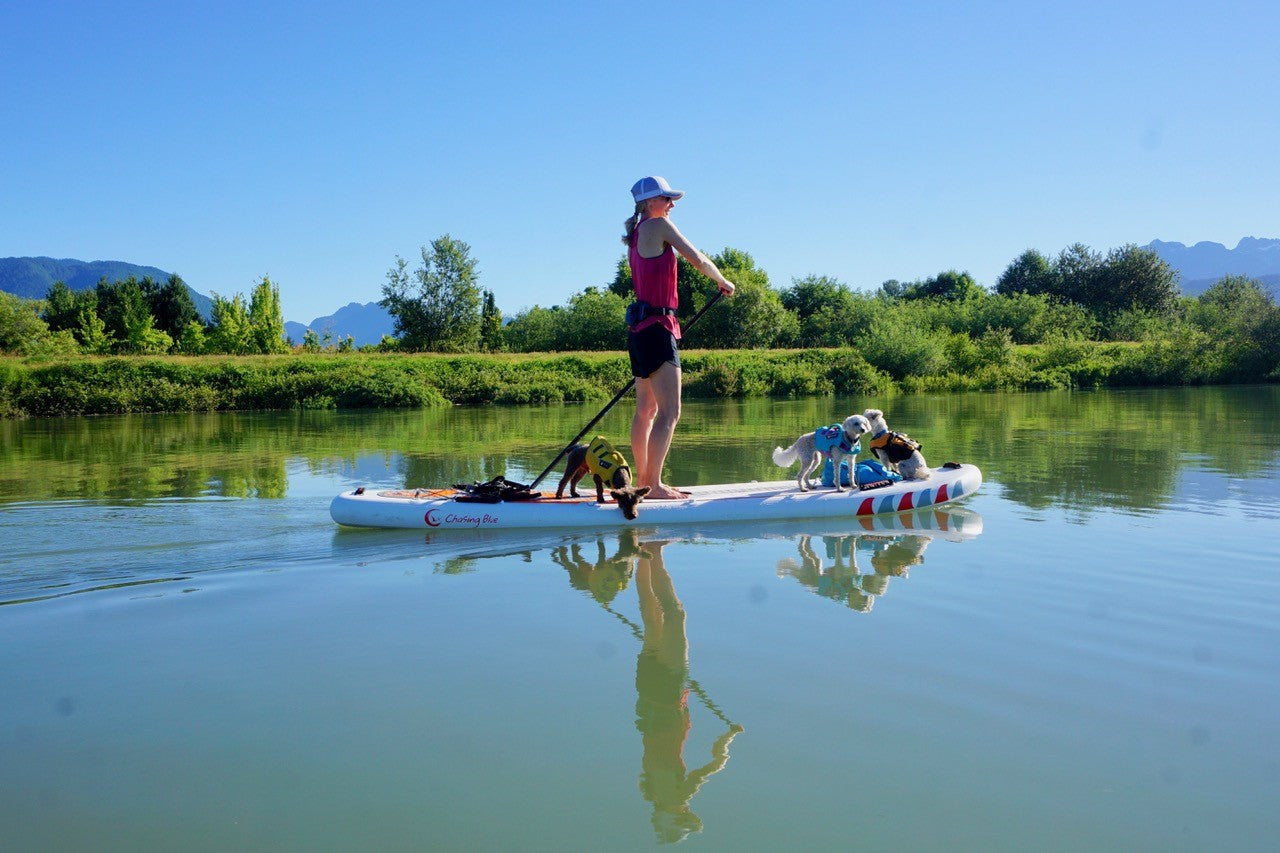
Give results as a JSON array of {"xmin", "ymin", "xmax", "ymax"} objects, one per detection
[
  {"xmin": 859, "ymin": 480, "xmax": 894, "ymax": 491},
  {"xmin": 452, "ymin": 475, "xmax": 541, "ymax": 504},
  {"xmin": 942, "ymin": 461, "xmax": 962, "ymax": 470}
]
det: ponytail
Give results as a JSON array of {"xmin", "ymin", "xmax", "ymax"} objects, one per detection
[{"xmin": 621, "ymin": 201, "xmax": 646, "ymax": 245}]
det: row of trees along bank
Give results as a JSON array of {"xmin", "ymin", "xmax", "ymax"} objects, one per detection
[
  {"xmin": 376, "ymin": 237, "xmax": 1279, "ymax": 384},
  {"xmin": 1, "ymin": 236, "xmax": 1278, "ymax": 386},
  {"xmin": 0, "ymin": 274, "xmax": 290, "ymax": 356}
]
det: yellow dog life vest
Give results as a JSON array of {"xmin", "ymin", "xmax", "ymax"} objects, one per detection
[
  {"xmin": 869, "ymin": 430, "xmax": 921, "ymax": 464},
  {"xmin": 586, "ymin": 435, "xmax": 630, "ymax": 482}
]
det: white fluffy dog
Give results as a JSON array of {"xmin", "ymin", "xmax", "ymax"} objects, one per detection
[
  {"xmin": 862, "ymin": 408, "xmax": 931, "ymax": 480},
  {"xmin": 772, "ymin": 414, "xmax": 872, "ymax": 492}
]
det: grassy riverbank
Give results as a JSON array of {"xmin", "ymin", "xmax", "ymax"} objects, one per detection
[{"xmin": 0, "ymin": 339, "xmax": 1263, "ymax": 418}]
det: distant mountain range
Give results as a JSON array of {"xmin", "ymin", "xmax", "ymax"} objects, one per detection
[
  {"xmin": 1143, "ymin": 237, "xmax": 1280, "ymax": 297},
  {"xmin": 0, "ymin": 257, "xmax": 215, "ymax": 319},
  {"xmin": 0, "ymin": 256, "xmax": 392, "ymax": 346},
  {"xmin": 284, "ymin": 302, "xmax": 393, "ymax": 348}
]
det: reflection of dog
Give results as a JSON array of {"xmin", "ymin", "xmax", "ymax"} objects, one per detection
[
  {"xmin": 776, "ymin": 534, "xmax": 875, "ymax": 612},
  {"xmin": 555, "ymin": 435, "xmax": 650, "ymax": 519},
  {"xmin": 772, "ymin": 415, "xmax": 872, "ymax": 492},
  {"xmin": 869, "ymin": 535, "xmax": 930, "ymax": 577},
  {"xmin": 550, "ymin": 537, "xmax": 639, "ymax": 605},
  {"xmin": 862, "ymin": 409, "xmax": 931, "ymax": 480}
]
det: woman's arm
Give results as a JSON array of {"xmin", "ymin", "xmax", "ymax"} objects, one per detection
[{"xmin": 645, "ymin": 218, "xmax": 736, "ymax": 296}]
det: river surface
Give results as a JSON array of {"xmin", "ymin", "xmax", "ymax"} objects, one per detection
[{"xmin": 2, "ymin": 387, "xmax": 1279, "ymax": 851}]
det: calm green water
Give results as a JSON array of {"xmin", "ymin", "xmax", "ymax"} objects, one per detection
[{"xmin": 2, "ymin": 388, "xmax": 1279, "ymax": 851}]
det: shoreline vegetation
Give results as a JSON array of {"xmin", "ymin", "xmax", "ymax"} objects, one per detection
[
  {"xmin": 2, "ymin": 238, "xmax": 1277, "ymax": 417},
  {"xmin": 0, "ymin": 340, "xmax": 1271, "ymax": 418}
]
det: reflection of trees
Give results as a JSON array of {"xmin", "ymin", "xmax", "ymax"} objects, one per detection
[
  {"xmin": 0, "ymin": 412, "xmax": 290, "ymax": 500},
  {"xmin": 687, "ymin": 386, "xmax": 1280, "ymax": 519},
  {"xmin": 6, "ymin": 386, "xmax": 1276, "ymax": 514},
  {"xmin": 777, "ymin": 532, "xmax": 930, "ymax": 612}
]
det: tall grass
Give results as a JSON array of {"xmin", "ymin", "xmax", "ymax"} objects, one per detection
[{"xmin": 0, "ymin": 340, "xmax": 1274, "ymax": 418}]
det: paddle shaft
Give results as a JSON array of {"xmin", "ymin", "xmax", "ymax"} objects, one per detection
[{"xmin": 528, "ymin": 291, "xmax": 724, "ymax": 490}]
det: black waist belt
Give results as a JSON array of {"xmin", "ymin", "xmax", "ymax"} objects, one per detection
[{"xmin": 626, "ymin": 301, "xmax": 677, "ymax": 326}]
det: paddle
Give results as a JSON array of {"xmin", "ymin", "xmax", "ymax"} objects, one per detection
[{"xmin": 527, "ymin": 290, "xmax": 725, "ymax": 491}]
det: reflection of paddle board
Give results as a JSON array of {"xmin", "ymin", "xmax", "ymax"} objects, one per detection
[{"xmin": 329, "ymin": 463, "xmax": 982, "ymax": 531}]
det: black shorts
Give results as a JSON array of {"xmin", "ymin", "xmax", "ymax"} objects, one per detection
[{"xmin": 628, "ymin": 323, "xmax": 681, "ymax": 379}]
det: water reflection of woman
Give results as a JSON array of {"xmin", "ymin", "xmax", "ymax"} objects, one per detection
[{"xmin": 634, "ymin": 541, "xmax": 743, "ymax": 844}]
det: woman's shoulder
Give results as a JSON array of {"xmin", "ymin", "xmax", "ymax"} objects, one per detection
[{"xmin": 638, "ymin": 216, "xmax": 675, "ymax": 235}]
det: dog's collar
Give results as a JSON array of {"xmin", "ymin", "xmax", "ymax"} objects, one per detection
[{"xmin": 872, "ymin": 429, "xmax": 888, "ymax": 438}]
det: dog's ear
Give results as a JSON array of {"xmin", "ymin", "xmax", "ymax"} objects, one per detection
[{"xmin": 635, "ymin": 486, "xmax": 651, "ymax": 499}]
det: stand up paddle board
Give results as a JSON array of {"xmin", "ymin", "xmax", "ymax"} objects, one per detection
[{"xmin": 329, "ymin": 463, "xmax": 981, "ymax": 531}]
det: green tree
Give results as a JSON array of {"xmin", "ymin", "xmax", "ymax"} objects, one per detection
[
  {"xmin": 120, "ymin": 311, "xmax": 172, "ymax": 354},
  {"xmin": 150, "ymin": 274, "xmax": 201, "ymax": 340},
  {"xmin": 42, "ymin": 281, "xmax": 83, "ymax": 333},
  {"xmin": 503, "ymin": 305, "xmax": 564, "ymax": 352},
  {"xmin": 781, "ymin": 275, "xmax": 878, "ymax": 347},
  {"xmin": 607, "ymin": 256, "xmax": 632, "ymax": 298},
  {"xmin": 877, "ymin": 279, "xmax": 906, "ymax": 299},
  {"xmin": 781, "ymin": 275, "xmax": 853, "ymax": 322},
  {"xmin": 207, "ymin": 293, "xmax": 253, "ymax": 354},
  {"xmin": 799, "ymin": 293, "xmax": 882, "ymax": 348},
  {"xmin": 380, "ymin": 234, "xmax": 482, "ymax": 352},
  {"xmin": 1091, "ymin": 244, "xmax": 1180, "ymax": 320},
  {"xmin": 176, "ymin": 320, "xmax": 207, "ymax": 355},
  {"xmin": 95, "ymin": 277, "xmax": 148, "ymax": 345},
  {"xmin": 904, "ymin": 269, "xmax": 983, "ymax": 301},
  {"xmin": 559, "ymin": 288, "xmax": 629, "ymax": 350},
  {"xmin": 1189, "ymin": 276, "xmax": 1280, "ymax": 379},
  {"xmin": 1053, "ymin": 243, "xmax": 1104, "ymax": 308},
  {"xmin": 249, "ymin": 276, "xmax": 289, "ymax": 354},
  {"xmin": 480, "ymin": 289, "xmax": 504, "ymax": 352},
  {"xmin": 0, "ymin": 293, "xmax": 54, "ymax": 353},
  {"xmin": 683, "ymin": 249, "xmax": 796, "ymax": 349},
  {"xmin": 93, "ymin": 276, "xmax": 170, "ymax": 353},
  {"xmin": 996, "ymin": 249, "xmax": 1058, "ymax": 297},
  {"xmin": 76, "ymin": 302, "xmax": 113, "ymax": 353}
]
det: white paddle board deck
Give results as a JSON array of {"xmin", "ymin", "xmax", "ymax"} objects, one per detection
[{"xmin": 329, "ymin": 463, "xmax": 982, "ymax": 531}]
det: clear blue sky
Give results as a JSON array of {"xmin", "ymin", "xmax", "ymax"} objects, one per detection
[{"xmin": 3, "ymin": 1, "xmax": 1276, "ymax": 323}]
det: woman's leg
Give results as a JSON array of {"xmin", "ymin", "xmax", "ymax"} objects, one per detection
[
  {"xmin": 635, "ymin": 361, "xmax": 683, "ymax": 500},
  {"xmin": 631, "ymin": 376, "xmax": 658, "ymax": 490}
]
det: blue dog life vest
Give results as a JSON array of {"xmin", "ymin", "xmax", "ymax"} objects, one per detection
[{"xmin": 814, "ymin": 424, "xmax": 859, "ymax": 457}]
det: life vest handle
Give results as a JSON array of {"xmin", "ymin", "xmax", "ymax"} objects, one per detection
[{"xmin": 528, "ymin": 291, "xmax": 724, "ymax": 490}]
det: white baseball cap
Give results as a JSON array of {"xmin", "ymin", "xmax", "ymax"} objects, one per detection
[{"xmin": 631, "ymin": 175, "xmax": 684, "ymax": 202}]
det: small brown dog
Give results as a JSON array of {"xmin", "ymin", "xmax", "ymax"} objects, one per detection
[{"xmin": 555, "ymin": 435, "xmax": 650, "ymax": 519}]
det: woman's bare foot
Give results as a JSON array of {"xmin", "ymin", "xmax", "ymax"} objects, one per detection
[{"xmin": 645, "ymin": 485, "xmax": 688, "ymax": 501}]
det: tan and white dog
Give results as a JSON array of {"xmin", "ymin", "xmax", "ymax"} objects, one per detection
[{"xmin": 862, "ymin": 409, "xmax": 931, "ymax": 480}]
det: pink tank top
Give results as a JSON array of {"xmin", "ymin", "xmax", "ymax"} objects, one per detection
[{"xmin": 628, "ymin": 219, "xmax": 681, "ymax": 338}]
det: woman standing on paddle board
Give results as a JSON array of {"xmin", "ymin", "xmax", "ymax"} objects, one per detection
[{"xmin": 625, "ymin": 176, "xmax": 735, "ymax": 501}]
